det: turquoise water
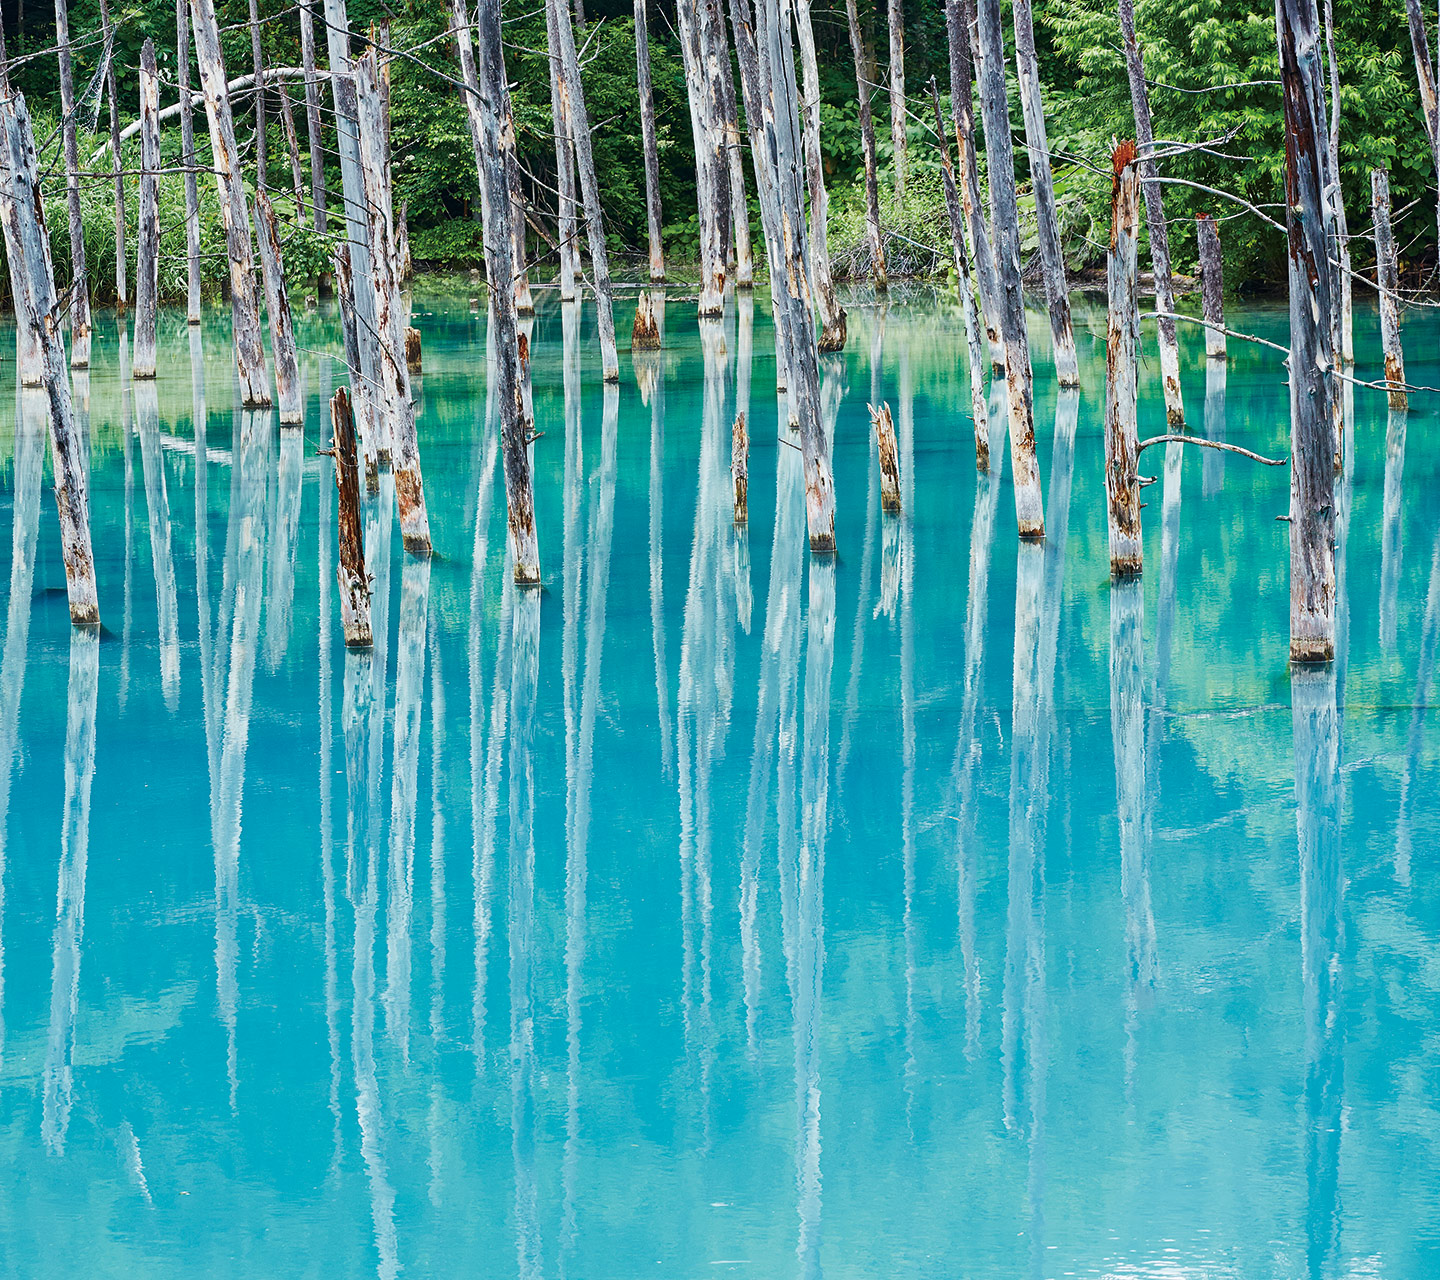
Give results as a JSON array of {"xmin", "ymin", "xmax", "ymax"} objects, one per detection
[{"xmin": 0, "ymin": 284, "xmax": 1436, "ymax": 1277}]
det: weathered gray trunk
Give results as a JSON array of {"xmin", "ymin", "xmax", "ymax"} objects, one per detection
[
  {"xmin": 278, "ymin": 82, "xmax": 308, "ymax": 210},
  {"xmin": 1011, "ymin": 0, "xmax": 1078, "ymax": 386},
  {"xmin": 132, "ymin": 40, "xmax": 161, "ymax": 380},
  {"xmin": 1105, "ymin": 142, "xmax": 1142, "ymax": 577},
  {"xmin": 547, "ymin": 0, "xmax": 580, "ymax": 297},
  {"xmin": 178, "ymin": 0, "xmax": 203, "ymax": 321},
  {"xmin": 1196, "ymin": 212, "xmax": 1225, "ymax": 359},
  {"xmin": 1118, "ymin": 0, "xmax": 1184, "ymax": 426},
  {"xmin": 793, "ymin": 0, "xmax": 846, "ymax": 350},
  {"xmin": 0, "ymin": 93, "xmax": 100, "ymax": 626},
  {"xmin": 498, "ymin": 72, "xmax": 534, "ymax": 316},
  {"xmin": 675, "ymin": 0, "xmax": 730, "ymax": 313},
  {"xmin": 635, "ymin": 2, "xmax": 665, "ymax": 282},
  {"xmin": 1278, "ymin": 0, "xmax": 1338, "ymax": 664},
  {"xmin": 52, "ymin": 0, "xmax": 91, "ymax": 366},
  {"xmin": 248, "ymin": 0, "xmax": 267, "ymax": 187},
  {"xmin": 975, "ymin": 0, "xmax": 1044, "ymax": 537},
  {"xmin": 396, "ymin": 202, "xmax": 412, "ymax": 282},
  {"xmin": 100, "ymin": 0, "xmax": 126, "ymax": 311},
  {"xmin": 1322, "ymin": 0, "xmax": 1351, "ymax": 363},
  {"xmin": 888, "ymin": 0, "xmax": 906, "ymax": 198},
  {"xmin": 871, "ymin": 402, "xmax": 901, "ymax": 512},
  {"xmin": 255, "ymin": 191, "xmax": 304, "ymax": 423},
  {"xmin": 333, "ymin": 244, "xmax": 380, "ymax": 487},
  {"xmin": 717, "ymin": 16, "xmax": 753, "ymax": 289},
  {"xmin": 844, "ymin": 0, "xmax": 887, "ymax": 289},
  {"xmin": 1372, "ymin": 167, "xmax": 1407, "ymax": 409},
  {"xmin": 299, "ymin": 0, "xmax": 327, "ymax": 235},
  {"xmin": 330, "ymin": 386, "xmax": 373, "ymax": 647},
  {"xmin": 191, "ymin": 0, "xmax": 272, "ymax": 406},
  {"xmin": 929, "ymin": 78, "xmax": 988, "ymax": 470},
  {"xmin": 1404, "ymin": 0, "xmax": 1440, "ymax": 260},
  {"xmin": 475, "ymin": 0, "xmax": 541, "ymax": 581}
]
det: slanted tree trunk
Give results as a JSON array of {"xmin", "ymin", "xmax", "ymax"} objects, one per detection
[
  {"xmin": 52, "ymin": 0, "xmax": 91, "ymax": 366},
  {"xmin": 793, "ymin": 0, "xmax": 846, "ymax": 350},
  {"xmin": 132, "ymin": 39, "xmax": 161, "ymax": 380},
  {"xmin": 1011, "ymin": 0, "xmax": 1078, "ymax": 387},
  {"xmin": 975, "ymin": 0, "xmax": 1044, "ymax": 538},
  {"xmin": 930, "ymin": 78, "xmax": 988, "ymax": 470},
  {"xmin": 1372, "ymin": 167, "xmax": 1407, "ymax": 410},
  {"xmin": 255, "ymin": 191, "xmax": 304, "ymax": 422},
  {"xmin": 945, "ymin": 0, "xmax": 1002, "ymax": 361},
  {"xmin": 888, "ymin": 0, "xmax": 906, "ymax": 198},
  {"xmin": 0, "ymin": 93, "xmax": 100, "ymax": 626},
  {"xmin": 1118, "ymin": 0, "xmax": 1184, "ymax": 426},
  {"xmin": 192, "ymin": 0, "xmax": 272, "ymax": 406},
  {"xmin": 1404, "ymin": 0, "xmax": 1440, "ymax": 259},
  {"xmin": 248, "ymin": 0, "xmax": 267, "ymax": 188},
  {"xmin": 330, "ymin": 386, "xmax": 373, "ymax": 647},
  {"xmin": 178, "ymin": 0, "xmax": 203, "ymax": 321},
  {"xmin": 1196, "ymin": 212, "xmax": 1225, "ymax": 359},
  {"xmin": 1105, "ymin": 142, "xmax": 1142, "ymax": 577},
  {"xmin": 1322, "ymin": 0, "xmax": 1351, "ymax": 363},
  {"xmin": 675, "ymin": 0, "xmax": 730, "ymax": 314},
  {"xmin": 1278, "ymin": 0, "xmax": 1338, "ymax": 664},
  {"xmin": 547, "ymin": 0, "xmax": 580, "ymax": 297},
  {"xmin": 475, "ymin": 0, "xmax": 541, "ymax": 582},
  {"xmin": 100, "ymin": 0, "xmax": 126, "ymax": 311},
  {"xmin": 635, "ymin": 0, "xmax": 665, "ymax": 283},
  {"xmin": 299, "ymin": 0, "xmax": 327, "ymax": 235},
  {"xmin": 844, "ymin": 0, "xmax": 887, "ymax": 289},
  {"xmin": 333, "ymin": 244, "xmax": 380, "ymax": 486},
  {"xmin": 550, "ymin": 0, "xmax": 620, "ymax": 378}
]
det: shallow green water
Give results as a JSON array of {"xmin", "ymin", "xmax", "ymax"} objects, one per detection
[{"xmin": 0, "ymin": 284, "xmax": 1436, "ymax": 1277}]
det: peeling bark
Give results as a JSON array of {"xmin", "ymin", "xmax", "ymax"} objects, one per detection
[
  {"xmin": 844, "ymin": 0, "xmax": 887, "ymax": 289},
  {"xmin": 1105, "ymin": 142, "xmax": 1142, "ymax": 577},
  {"xmin": 330, "ymin": 386, "xmax": 373, "ymax": 647},
  {"xmin": 1196, "ymin": 212, "xmax": 1225, "ymax": 360},
  {"xmin": 676, "ymin": 0, "xmax": 731, "ymax": 313},
  {"xmin": 632, "ymin": 288, "xmax": 662, "ymax": 350},
  {"xmin": 132, "ymin": 40, "xmax": 161, "ymax": 380},
  {"xmin": 1371, "ymin": 167, "xmax": 1406, "ymax": 410},
  {"xmin": 178, "ymin": 0, "xmax": 203, "ymax": 321},
  {"xmin": 53, "ymin": 0, "xmax": 91, "ymax": 366},
  {"xmin": 255, "ymin": 190, "xmax": 304, "ymax": 423}
]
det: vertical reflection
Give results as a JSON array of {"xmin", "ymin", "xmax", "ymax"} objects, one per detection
[
  {"xmin": 266, "ymin": 418, "xmax": 305, "ymax": 671},
  {"xmin": 1333, "ymin": 381, "xmax": 1357, "ymax": 700},
  {"xmin": 563, "ymin": 300, "xmax": 584, "ymax": 819},
  {"xmin": 638, "ymin": 345, "xmax": 673, "ymax": 778},
  {"xmin": 897, "ymin": 345, "xmax": 918, "ymax": 1110},
  {"xmin": 1201, "ymin": 357, "xmax": 1226, "ymax": 496},
  {"xmin": 120, "ymin": 327, "xmax": 134, "ymax": 707},
  {"xmin": 0, "ymin": 392, "xmax": 44, "ymax": 1069},
  {"xmin": 41, "ymin": 627, "xmax": 99, "ymax": 1153},
  {"xmin": 319, "ymin": 405, "xmax": 343, "ymax": 1162},
  {"xmin": 732, "ymin": 293, "xmax": 754, "ymax": 632},
  {"xmin": 1154, "ymin": 440, "xmax": 1182, "ymax": 699},
  {"xmin": 193, "ymin": 329, "xmax": 222, "ymax": 806},
  {"xmin": 427, "ymin": 611, "xmax": 448, "ymax": 1202},
  {"xmin": 213, "ymin": 409, "xmax": 270, "ymax": 1108},
  {"xmin": 1379, "ymin": 408, "xmax": 1407, "ymax": 653},
  {"xmin": 135, "ymin": 381, "xmax": 180, "ymax": 707},
  {"xmin": 1293, "ymin": 667, "xmax": 1342, "ymax": 1280},
  {"xmin": 1396, "ymin": 529, "xmax": 1440, "ymax": 884}
]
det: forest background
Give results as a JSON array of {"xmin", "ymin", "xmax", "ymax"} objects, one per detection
[{"xmin": 0, "ymin": 0, "xmax": 1429, "ymax": 304}]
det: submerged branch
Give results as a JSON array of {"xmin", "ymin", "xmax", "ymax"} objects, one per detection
[{"xmin": 1137, "ymin": 434, "xmax": 1288, "ymax": 466}]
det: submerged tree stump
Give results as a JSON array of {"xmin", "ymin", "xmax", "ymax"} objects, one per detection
[
  {"xmin": 1372, "ymin": 167, "xmax": 1407, "ymax": 410},
  {"xmin": 632, "ymin": 289, "xmax": 662, "ymax": 351},
  {"xmin": 330, "ymin": 387, "xmax": 373, "ymax": 648},
  {"xmin": 405, "ymin": 326, "xmax": 422, "ymax": 374},
  {"xmin": 1197, "ymin": 212, "xmax": 1226, "ymax": 360},
  {"xmin": 871, "ymin": 402, "xmax": 902, "ymax": 513},
  {"xmin": 1105, "ymin": 142, "xmax": 1143, "ymax": 578},
  {"xmin": 732, "ymin": 412, "xmax": 748, "ymax": 524},
  {"xmin": 132, "ymin": 39, "xmax": 161, "ymax": 380},
  {"xmin": 255, "ymin": 190, "xmax": 304, "ymax": 424}
]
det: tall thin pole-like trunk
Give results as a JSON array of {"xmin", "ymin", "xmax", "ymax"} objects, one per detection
[
  {"xmin": 52, "ymin": 0, "xmax": 91, "ymax": 366},
  {"xmin": 0, "ymin": 92, "xmax": 100, "ymax": 626},
  {"xmin": 793, "ymin": 0, "xmax": 846, "ymax": 349},
  {"xmin": 132, "ymin": 39, "xmax": 160, "ymax": 379},
  {"xmin": 1118, "ymin": 0, "xmax": 1184, "ymax": 426},
  {"xmin": 1105, "ymin": 142, "xmax": 1142, "ymax": 577},
  {"xmin": 334, "ymin": 244, "xmax": 380, "ymax": 485},
  {"xmin": 498, "ymin": 67, "xmax": 534, "ymax": 316},
  {"xmin": 1321, "ymin": 0, "xmax": 1350, "ymax": 363},
  {"xmin": 192, "ymin": 0, "xmax": 272, "ymax": 406},
  {"xmin": 1372, "ymin": 167, "xmax": 1407, "ymax": 410},
  {"xmin": 278, "ymin": 81, "xmax": 307, "ymax": 210},
  {"xmin": 675, "ymin": 0, "xmax": 730, "ymax": 314},
  {"xmin": 540, "ymin": 0, "xmax": 576, "ymax": 297},
  {"xmin": 635, "ymin": 0, "xmax": 665, "ymax": 283},
  {"xmin": 300, "ymin": 0, "xmax": 327, "ymax": 235},
  {"xmin": 1278, "ymin": 0, "xmax": 1337, "ymax": 664},
  {"xmin": 1011, "ymin": 0, "xmax": 1078, "ymax": 386},
  {"xmin": 1404, "ymin": 0, "xmax": 1440, "ymax": 259},
  {"xmin": 975, "ymin": 0, "xmax": 1044, "ymax": 538},
  {"xmin": 256, "ymin": 190, "xmax": 304, "ymax": 423},
  {"xmin": 100, "ymin": 0, "xmax": 126, "ymax": 311},
  {"xmin": 178, "ymin": 0, "xmax": 203, "ymax": 321},
  {"xmin": 717, "ymin": 15, "xmax": 753, "ymax": 289},
  {"xmin": 1196, "ymin": 212, "xmax": 1225, "ymax": 359},
  {"xmin": 248, "ymin": 0, "xmax": 267, "ymax": 188},
  {"xmin": 888, "ymin": 0, "xmax": 906, "ymax": 198},
  {"xmin": 330, "ymin": 386, "xmax": 373, "ymax": 647},
  {"xmin": 844, "ymin": 0, "xmax": 887, "ymax": 289}
]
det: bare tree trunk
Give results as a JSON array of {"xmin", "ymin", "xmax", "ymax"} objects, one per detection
[
  {"xmin": 632, "ymin": 287, "xmax": 662, "ymax": 349},
  {"xmin": 1278, "ymin": 0, "xmax": 1338, "ymax": 664},
  {"xmin": 732, "ymin": 412, "xmax": 748, "ymax": 522},
  {"xmin": 635, "ymin": 0, "xmax": 665, "ymax": 283},
  {"xmin": 547, "ymin": 0, "xmax": 580, "ymax": 297},
  {"xmin": 132, "ymin": 40, "xmax": 161, "ymax": 380},
  {"xmin": 499, "ymin": 73, "xmax": 534, "ymax": 316},
  {"xmin": 1372, "ymin": 167, "xmax": 1407, "ymax": 410},
  {"xmin": 793, "ymin": 0, "xmax": 846, "ymax": 350},
  {"xmin": 888, "ymin": 0, "xmax": 906, "ymax": 198},
  {"xmin": 475, "ymin": 0, "xmax": 541, "ymax": 581},
  {"xmin": 1196, "ymin": 212, "xmax": 1225, "ymax": 359},
  {"xmin": 871, "ymin": 402, "xmax": 901, "ymax": 511},
  {"xmin": 396, "ymin": 201, "xmax": 412, "ymax": 281},
  {"xmin": 330, "ymin": 386, "xmax": 373, "ymax": 647},
  {"xmin": 1322, "ymin": 0, "xmax": 1351, "ymax": 363},
  {"xmin": 52, "ymin": 0, "xmax": 90, "ymax": 366},
  {"xmin": 975, "ymin": 0, "xmax": 1044, "ymax": 538},
  {"xmin": 675, "ymin": 0, "xmax": 730, "ymax": 314},
  {"xmin": 278, "ymin": 81, "xmax": 308, "ymax": 210},
  {"xmin": 717, "ymin": 17, "xmax": 753, "ymax": 289},
  {"xmin": 945, "ymin": 0, "xmax": 1001, "ymax": 361},
  {"xmin": 256, "ymin": 191, "xmax": 304, "ymax": 422},
  {"xmin": 100, "ymin": 0, "xmax": 126, "ymax": 311},
  {"xmin": 1118, "ymin": 0, "xmax": 1184, "ymax": 426},
  {"xmin": 0, "ymin": 93, "xmax": 100, "ymax": 626},
  {"xmin": 333, "ymin": 244, "xmax": 380, "ymax": 487},
  {"xmin": 248, "ymin": 0, "xmax": 267, "ymax": 188},
  {"xmin": 1105, "ymin": 142, "xmax": 1142, "ymax": 577},
  {"xmin": 300, "ymin": 0, "xmax": 327, "ymax": 235},
  {"xmin": 1404, "ymin": 0, "xmax": 1440, "ymax": 259},
  {"xmin": 178, "ymin": 0, "xmax": 203, "ymax": 321},
  {"xmin": 1011, "ymin": 0, "xmax": 1078, "ymax": 386},
  {"xmin": 192, "ymin": 0, "xmax": 272, "ymax": 406},
  {"xmin": 930, "ymin": 78, "xmax": 988, "ymax": 471},
  {"xmin": 844, "ymin": 0, "xmax": 887, "ymax": 289}
]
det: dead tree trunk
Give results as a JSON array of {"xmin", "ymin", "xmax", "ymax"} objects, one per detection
[
  {"xmin": 1278, "ymin": 0, "xmax": 1338, "ymax": 664},
  {"xmin": 1118, "ymin": 0, "xmax": 1184, "ymax": 427},
  {"xmin": 278, "ymin": 82, "xmax": 308, "ymax": 210},
  {"xmin": 192, "ymin": 0, "xmax": 272, "ymax": 406},
  {"xmin": 1011, "ymin": 0, "xmax": 1078, "ymax": 386},
  {"xmin": 1405, "ymin": 0, "xmax": 1440, "ymax": 259},
  {"xmin": 930, "ymin": 78, "xmax": 988, "ymax": 471},
  {"xmin": 330, "ymin": 386, "xmax": 373, "ymax": 647},
  {"xmin": 546, "ymin": 0, "xmax": 580, "ymax": 297},
  {"xmin": 717, "ymin": 17, "xmax": 753, "ymax": 289},
  {"xmin": 132, "ymin": 40, "xmax": 161, "ymax": 380},
  {"xmin": 100, "ymin": 0, "xmax": 126, "ymax": 312},
  {"xmin": 844, "ymin": 0, "xmax": 887, "ymax": 289},
  {"xmin": 635, "ymin": 0, "xmax": 665, "ymax": 282},
  {"xmin": 476, "ymin": 0, "xmax": 541, "ymax": 581},
  {"xmin": 178, "ymin": 0, "xmax": 203, "ymax": 321},
  {"xmin": 333, "ymin": 244, "xmax": 380, "ymax": 486},
  {"xmin": 1196, "ymin": 212, "xmax": 1225, "ymax": 359},
  {"xmin": 975, "ymin": 0, "xmax": 1044, "ymax": 538},
  {"xmin": 793, "ymin": 0, "xmax": 846, "ymax": 350},
  {"xmin": 1322, "ymin": 0, "xmax": 1351, "ymax": 363},
  {"xmin": 732, "ymin": 412, "xmax": 748, "ymax": 523},
  {"xmin": 632, "ymin": 287, "xmax": 662, "ymax": 349},
  {"xmin": 256, "ymin": 191, "xmax": 304, "ymax": 423},
  {"xmin": 0, "ymin": 93, "xmax": 100, "ymax": 626},
  {"xmin": 300, "ymin": 0, "xmax": 327, "ymax": 236},
  {"xmin": 675, "ymin": 0, "xmax": 730, "ymax": 314},
  {"xmin": 499, "ymin": 75, "xmax": 534, "ymax": 316},
  {"xmin": 871, "ymin": 402, "xmax": 901, "ymax": 511},
  {"xmin": 53, "ymin": 0, "xmax": 91, "ymax": 366},
  {"xmin": 1371, "ymin": 168, "xmax": 1407, "ymax": 409},
  {"xmin": 248, "ymin": 0, "xmax": 267, "ymax": 188},
  {"xmin": 888, "ymin": 0, "xmax": 906, "ymax": 198},
  {"xmin": 1105, "ymin": 142, "xmax": 1142, "ymax": 577}
]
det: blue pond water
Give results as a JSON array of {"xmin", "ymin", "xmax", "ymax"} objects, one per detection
[{"xmin": 0, "ymin": 284, "xmax": 1436, "ymax": 1277}]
